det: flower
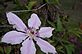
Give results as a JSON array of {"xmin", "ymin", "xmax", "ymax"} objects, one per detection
[{"xmin": 1, "ymin": 12, "xmax": 57, "ymax": 54}]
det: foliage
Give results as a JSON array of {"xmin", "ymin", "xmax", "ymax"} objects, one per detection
[{"xmin": 0, "ymin": 0, "xmax": 82, "ymax": 54}]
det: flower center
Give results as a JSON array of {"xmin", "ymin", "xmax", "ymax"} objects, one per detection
[{"xmin": 26, "ymin": 28, "xmax": 38, "ymax": 39}]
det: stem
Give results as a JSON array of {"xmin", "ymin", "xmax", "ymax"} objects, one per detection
[
  {"xmin": 10, "ymin": 9, "xmax": 34, "ymax": 13},
  {"xmin": 7, "ymin": 3, "xmax": 47, "ymax": 13}
]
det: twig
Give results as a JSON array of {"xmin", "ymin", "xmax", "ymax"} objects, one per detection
[
  {"xmin": 0, "ymin": 3, "xmax": 47, "ymax": 28},
  {"xmin": 8, "ymin": 3, "xmax": 47, "ymax": 13},
  {"xmin": 10, "ymin": 10, "xmax": 34, "ymax": 13},
  {"xmin": 37, "ymin": 3, "xmax": 47, "ymax": 10}
]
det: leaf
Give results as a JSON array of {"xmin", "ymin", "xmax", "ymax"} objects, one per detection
[
  {"xmin": 56, "ymin": 16, "xmax": 63, "ymax": 32},
  {"xmin": 48, "ymin": 39, "xmax": 54, "ymax": 43},
  {"xmin": 60, "ymin": 0, "xmax": 75, "ymax": 10},
  {"xmin": 65, "ymin": 44, "xmax": 74, "ymax": 54},
  {"xmin": 26, "ymin": 1, "xmax": 37, "ymax": 10},
  {"xmin": 57, "ymin": 46, "xmax": 64, "ymax": 53},
  {"xmin": 45, "ymin": 0, "xmax": 60, "ymax": 5},
  {"xmin": 5, "ymin": 46, "xmax": 11, "ymax": 54},
  {"xmin": 68, "ymin": 28, "xmax": 82, "ymax": 37},
  {"xmin": 47, "ymin": 20, "xmax": 55, "ymax": 28},
  {"xmin": 0, "ymin": 46, "xmax": 3, "ymax": 54}
]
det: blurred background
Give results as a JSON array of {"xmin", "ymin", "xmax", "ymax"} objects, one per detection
[{"xmin": 0, "ymin": 0, "xmax": 82, "ymax": 54}]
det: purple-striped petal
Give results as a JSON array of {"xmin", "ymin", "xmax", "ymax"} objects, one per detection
[
  {"xmin": 1, "ymin": 31, "xmax": 26, "ymax": 44},
  {"xmin": 20, "ymin": 38, "xmax": 36, "ymax": 54},
  {"xmin": 28, "ymin": 13, "xmax": 41, "ymax": 29},
  {"xmin": 36, "ymin": 38, "xmax": 57, "ymax": 54},
  {"xmin": 39, "ymin": 27, "xmax": 54, "ymax": 38},
  {"xmin": 7, "ymin": 12, "xmax": 27, "ymax": 32}
]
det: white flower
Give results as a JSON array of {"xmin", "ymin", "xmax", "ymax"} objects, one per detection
[{"xmin": 1, "ymin": 12, "xmax": 57, "ymax": 54}]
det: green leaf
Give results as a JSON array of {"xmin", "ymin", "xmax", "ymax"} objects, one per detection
[
  {"xmin": 5, "ymin": 46, "xmax": 11, "ymax": 54},
  {"xmin": 48, "ymin": 39, "xmax": 54, "ymax": 43},
  {"xmin": 26, "ymin": 1, "xmax": 37, "ymax": 10},
  {"xmin": 65, "ymin": 44, "xmax": 74, "ymax": 54},
  {"xmin": 45, "ymin": 0, "xmax": 59, "ymax": 5},
  {"xmin": 47, "ymin": 20, "xmax": 55, "ymax": 28},
  {"xmin": 56, "ymin": 17, "xmax": 63, "ymax": 32},
  {"xmin": 60, "ymin": 0, "xmax": 75, "ymax": 10},
  {"xmin": 0, "ymin": 46, "xmax": 3, "ymax": 54},
  {"xmin": 68, "ymin": 28, "xmax": 82, "ymax": 37},
  {"xmin": 57, "ymin": 46, "xmax": 64, "ymax": 53}
]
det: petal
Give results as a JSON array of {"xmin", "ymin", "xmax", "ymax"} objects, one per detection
[
  {"xmin": 6, "ymin": 12, "xmax": 27, "ymax": 32},
  {"xmin": 39, "ymin": 27, "xmax": 54, "ymax": 38},
  {"xmin": 1, "ymin": 31, "xmax": 27, "ymax": 44},
  {"xmin": 28, "ymin": 13, "xmax": 41, "ymax": 29},
  {"xmin": 20, "ymin": 38, "xmax": 36, "ymax": 54},
  {"xmin": 36, "ymin": 38, "xmax": 57, "ymax": 54}
]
